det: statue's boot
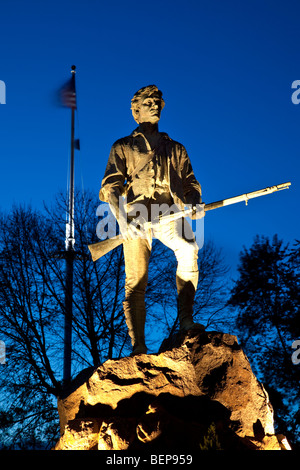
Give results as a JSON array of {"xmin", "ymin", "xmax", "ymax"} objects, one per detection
[
  {"xmin": 176, "ymin": 276, "xmax": 204, "ymax": 332},
  {"xmin": 123, "ymin": 299, "xmax": 147, "ymax": 356}
]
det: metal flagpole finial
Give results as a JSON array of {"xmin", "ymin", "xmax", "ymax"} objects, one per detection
[{"xmin": 71, "ymin": 65, "xmax": 76, "ymax": 73}]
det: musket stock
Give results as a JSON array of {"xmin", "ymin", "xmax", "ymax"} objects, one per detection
[
  {"xmin": 88, "ymin": 182, "xmax": 291, "ymax": 262},
  {"xmin": 88, "ymin": 234, "xmax": 123, "ymax": 262}
]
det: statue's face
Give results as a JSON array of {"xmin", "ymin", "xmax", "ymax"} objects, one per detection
[{"xmin": 137, "ymin": 94, "xmax": 162, "ymax": 124}]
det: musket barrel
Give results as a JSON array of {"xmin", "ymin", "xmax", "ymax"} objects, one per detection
[{"xmin": 205, "ymin": 182, "xmax": 291, "ymax": 211}]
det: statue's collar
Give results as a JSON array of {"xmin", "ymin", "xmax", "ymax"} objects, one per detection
[{"xmin": 131, "ymin": 127, "xmax": 170, "ymax": 141}]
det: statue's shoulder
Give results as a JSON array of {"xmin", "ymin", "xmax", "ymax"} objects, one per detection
[
  {"xmin": 161, "ymin": 133, "xmax": 187, "ymax": 152},
  {"xmin": 110, "ymin": 134, "xmax": 133, "ymax": 149}
]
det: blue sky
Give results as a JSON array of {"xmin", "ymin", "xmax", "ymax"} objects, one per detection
[{"xmin": 0, "ymin": 0, "xmax": 299, "ymax": 277}]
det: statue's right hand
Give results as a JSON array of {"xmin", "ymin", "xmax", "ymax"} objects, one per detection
[{"xmin": 119, "ymin": 217, "xmax": 143, "ymax": 240}]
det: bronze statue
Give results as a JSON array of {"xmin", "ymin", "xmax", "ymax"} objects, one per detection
[{"xmin": 99, "ymin": 85, "xmax": 204, "ymax": 355}]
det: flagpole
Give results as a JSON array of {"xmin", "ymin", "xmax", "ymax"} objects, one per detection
[{"xmin": 63, "ymin": 65, "xmax": 76, "ymax": 386}]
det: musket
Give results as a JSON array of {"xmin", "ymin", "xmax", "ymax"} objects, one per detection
[{"xmin": 88, "ymin": 182, "xmax": 291, "ymax": 262}]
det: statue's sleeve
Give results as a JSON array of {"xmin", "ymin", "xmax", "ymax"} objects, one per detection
[
  {"xmin": 99, "ymin": 140, "xmax": 127, "ymax": 203},
  {"xmin": 181, "ymin": 146, "xmax": 202, "ymax": 205}
]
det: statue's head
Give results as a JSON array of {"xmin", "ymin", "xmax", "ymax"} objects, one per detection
[{"xmin": 131, "ymin": 85, "xmax": 165, "ymax": 124}]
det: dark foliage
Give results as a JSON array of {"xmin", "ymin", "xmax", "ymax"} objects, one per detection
[{"xmin": 228, "ymin": 235, "xmax": 300, "ymax": 448}]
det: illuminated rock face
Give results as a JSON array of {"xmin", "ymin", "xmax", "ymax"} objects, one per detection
[{"xmin": 54, "ymin": 329, "xmax": 289, "ymax": 450}]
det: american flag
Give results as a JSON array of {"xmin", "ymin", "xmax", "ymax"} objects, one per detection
[{"xmin": 60, "ymin": 73, "xmax": 77, "ymax": 109}]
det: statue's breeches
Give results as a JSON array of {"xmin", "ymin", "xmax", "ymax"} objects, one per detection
[{"xmin": 123, "ymin": 217, "xmax": 199, "ymax": 329}]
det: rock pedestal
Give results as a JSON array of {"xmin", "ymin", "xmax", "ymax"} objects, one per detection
[{"xmin": 54, "ymin": 328, "xmax": 290, "ymax": 450}]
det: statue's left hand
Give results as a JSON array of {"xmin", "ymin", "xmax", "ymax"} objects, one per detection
[{"xmin": 191, "ymin": 203, "xmax": 205, "ymax": 220}]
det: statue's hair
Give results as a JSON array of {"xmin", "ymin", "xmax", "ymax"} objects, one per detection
[{"xmin": 131, "ymin": 85, "xmax": 165, "ymax": 123}]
